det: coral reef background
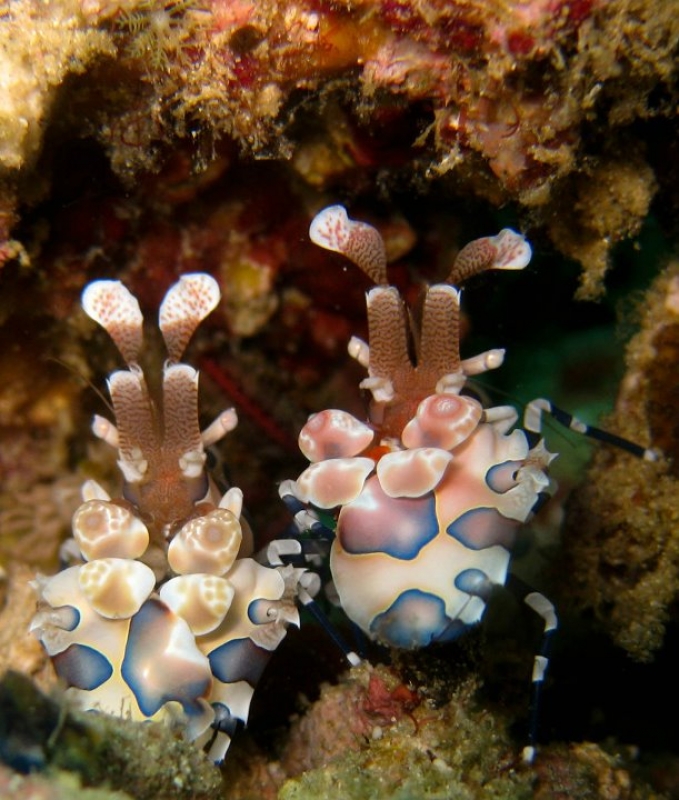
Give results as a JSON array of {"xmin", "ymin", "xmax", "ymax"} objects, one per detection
[{"xmin": 0, "ymin": 0, "xmax": 678, "ymax": 797}]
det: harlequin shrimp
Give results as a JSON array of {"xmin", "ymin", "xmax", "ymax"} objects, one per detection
[
  {"xmin": 30, "ymin": 273, "xmax": 311, "ymax": 762},
  {"xmin": 280, "ymin": 205, "xmax": 658, "ymax": 762}
]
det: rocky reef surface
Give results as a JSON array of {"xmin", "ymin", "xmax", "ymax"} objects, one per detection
[{"xmin": 0, "ymin": 1, "xmax": 678, "ymax": 798}]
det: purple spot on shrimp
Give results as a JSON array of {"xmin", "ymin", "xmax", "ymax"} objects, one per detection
[
  {"xmin": 337, "ymin": 475, "xmax": 438, "ymax": 560},
  {"xmin": 454, "ymin": 568, "xmax": 493, "ymax": 600},
  {"xmin": 208, "ymin": 637, "xmax": 272, "ymax": 687},
  {"xmin": 485, "ymin": 460, "xmax": 522, "ymax": 493},
  {"xmin": 248, "ymin": 598, "xmax": 273, "ymax": 625},
  {"xmin": 122, "ymin": 598, "xmax": 211, "ymax": 718},
  {"xmin": 446, "ymin": 507, "xmax": 517, "ymax": 550},
  {"xmin": 53, "ymin": 643, "xmax": 113, "ymax": 690},
  {"xmin": 370, "ymin": 589, "xmax": 464, "ymax": 648}
]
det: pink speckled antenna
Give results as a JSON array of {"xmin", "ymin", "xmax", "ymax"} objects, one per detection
[
  {"xmin": 82, "ymin": 280, "xmax": 143, "ymax": 365},
  {"xmin": 448, "ymin": 228, "xmax": 531, "ymax": 285},
  {"xmin": 159, "ymin": 273, "xmax": 221, "ymax": 363},
  {"xmin": 309, "ymin": 205, "xmax": 388, "ymax": 285}
]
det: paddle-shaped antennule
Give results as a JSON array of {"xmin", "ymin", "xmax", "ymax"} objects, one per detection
[
  {"xmin": 447, "ymin": 228, "xmax": 531, "ymax": 286},
  {"xmin": 309, "ymin": 205, "xmax": 388, "ymax": 285},
  {"xmin": 159, "ymin": 273, "xmax": 221, "ymax": 363},
  {"xmin": 82, "ymin": 280, "xmax": 144, "ymax": 365}
]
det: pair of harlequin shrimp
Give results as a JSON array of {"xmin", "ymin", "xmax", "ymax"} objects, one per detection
[{"xmin": 31, "ymin": 206, "xmax": 656, "ymax": 765}]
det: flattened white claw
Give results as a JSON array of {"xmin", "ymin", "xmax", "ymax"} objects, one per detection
[
  {"xmin": 78, "ymin": 558, "xmax": 155, "ymax": 619},
  {"xmin": 223, "ymin": 559, "xmax": 290, "ymax": 651},
  {"xmin": 73, "ymin": 499, "xmax": 149, "ymax": 561},
  {"xmin": 111, "ymin": 598, "xmax": 213, "ymax": 729},
  {"xmin": 218, "ymin": 486, "xmax": 243, "ymax": 519},
  {"xmin": 159, "ymin": 273, "xmax": 221, "ymax": 362},
  {"xmin": 36, "ymin": 566, "xmax": 82, "ymax": 608},
  {"xmin": 80, "ymin": 479, "xmax": 111, "ymax": 503},
  {"xmin": 377, "ymin": 447, "xmax": 453, "ymax": 498},
  {"xmin": 168, "ymin": 508, "xmax": 242, "ymax": 576},
  {"xmin": 295, "ymin": 457, "xmax": 375, "ymax": 509},
  {"xmin": 178, "ymin": 448, "xmax": 207, "ymax": 479},
  {"xmin": 201, "ymin": 409, "xmax": 238, "ymax": 448},
  {"xmin": 160, "ymin": 574, "xmax": 235, "ymax": 635},
  {"xmin": 91, "ymin": 415, "xmax": 119, "ymax": 448},
  {"xmin": 348, "ymin": 336, "xmax": 370, "ymax": 368},
  {"xmin": 29, "ymin": 605, "xmax": 80, "ymax": 648},
  {"xmin": 82, "ymin": 280, "xmax": 144, "ymax": 365},
  {"xmin": 299, "ymin": 409, "xmax": 375, "ymax": 462}
]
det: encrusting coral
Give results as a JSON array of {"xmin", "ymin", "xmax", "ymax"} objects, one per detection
[
  {"xmin": 0, "ymin": 0, "xmax": 677, "ymax": 291},
  {"xmin": 0, "ymin": 0, "xmax": 114, "ymax": 174},
  {"xmin": 563, "ymin": 259, "xmax": 679, "ymax": 661},
  {"xmin": 217, "ymin": 660, "xmax": 661, "ymax": 800}
]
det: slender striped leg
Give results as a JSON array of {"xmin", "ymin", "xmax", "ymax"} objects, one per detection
[
  {"xmin": 265, "ymin": 539, "xmax": 362, "ymax": 668},
  {"xmin": 297, "ymin": 585, "xmax": 362, "ymax": 667},
  {"xmin": 506, "ymin": 573, "xmax": 558, "ymax": 764},
  {"xmin": 523, "ymin": 398, "xmax": 659, "ymax": 461},
  {"xmin": 446, "ymin": 568, "xmax": 556, "ymax": 762},
  {"xmin": 279, "ymin": 479, "xmax": 336, "ymax": 542}
]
